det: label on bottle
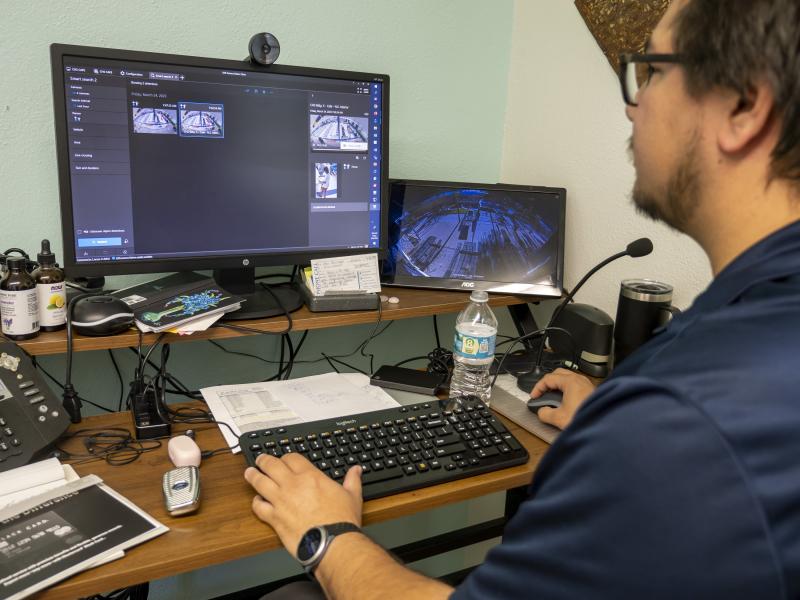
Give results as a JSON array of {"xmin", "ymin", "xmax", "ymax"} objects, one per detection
[
  {"xmin": 453, "ymin": 326, "xmax": 496, "ymax": 360},
  {"xmin": 36, "ymin": 282, "xmax": 67, "ymax": 327},
  {"xmin": 0, "ymin": 289, "xmax": 39, "ymax": 336}
]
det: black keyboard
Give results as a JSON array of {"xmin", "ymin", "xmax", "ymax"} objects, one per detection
[{"xmin": 239, "ymin": 398, "xmax": 529, "ymax": 500}]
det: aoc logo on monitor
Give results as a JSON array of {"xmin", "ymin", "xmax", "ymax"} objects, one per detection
[{"xmin": 461, "ymin": 281, "xmax": 475, "ymax": 288}]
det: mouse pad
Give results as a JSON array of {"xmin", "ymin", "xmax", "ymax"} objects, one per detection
[{"xmin": 490, "ymin": 375, "xmax": 560, "ymax": 445}]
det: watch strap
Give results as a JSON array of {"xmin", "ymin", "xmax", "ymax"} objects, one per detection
[
  {"xmin": 324, "ymin": 522, "xmax": 361, "ymax": 538},
  {"xmin": 301, "ymin": 522, "xmax": 362, "ymax": 577}
]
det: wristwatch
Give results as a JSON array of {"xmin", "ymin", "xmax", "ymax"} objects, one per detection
[{"xmin": 296, "ymin": 522, "xmax": 363, "ymax": 576}]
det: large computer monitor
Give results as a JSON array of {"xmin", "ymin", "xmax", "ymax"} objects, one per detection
[
  {"xmin": 382, "ymin": 180, "xmax": 565, "ymax": 297},
  {"xmin": 50, "ymin": 44, "xmax": 389, "ymax": 318}
]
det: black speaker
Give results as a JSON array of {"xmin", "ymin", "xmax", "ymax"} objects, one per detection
[{"xmin": 549, "ymin": 302, "xmax": 613, "ymax": 378}]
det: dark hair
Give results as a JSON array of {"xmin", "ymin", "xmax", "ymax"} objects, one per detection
[{"xmin": 673, "ymin": 0, "xmax": 800, "ymax": 185}]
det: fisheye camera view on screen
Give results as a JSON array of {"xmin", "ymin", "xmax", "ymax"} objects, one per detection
[{"xmin": 386, "ymin": 183, "xmax": 564, "ymax": 294}]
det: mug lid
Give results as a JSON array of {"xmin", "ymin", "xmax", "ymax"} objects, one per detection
[{"xmin": 621, "ymin": 278, "xmax": 673, "ymax": 302}]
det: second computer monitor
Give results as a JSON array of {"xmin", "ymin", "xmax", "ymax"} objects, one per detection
[{"xmin": 383, "ymin": 180, "xmax": 565, "ymax": 297}]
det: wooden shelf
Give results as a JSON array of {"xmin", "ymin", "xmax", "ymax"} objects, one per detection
[{"xmin": 17, "ymin": 287, "xmax": 533, "ymax": 356}]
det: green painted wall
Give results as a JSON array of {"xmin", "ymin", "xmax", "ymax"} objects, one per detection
[{"xmin": 2, "ymin": 1, "xmax": 516, "ymax": 597}]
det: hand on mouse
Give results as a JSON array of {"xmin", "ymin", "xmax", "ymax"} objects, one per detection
[{"xmin": 530, "ymin": 368, "xmax": 596, "ymax": 430}]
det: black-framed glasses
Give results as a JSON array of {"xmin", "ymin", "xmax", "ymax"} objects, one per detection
[{"xmin": 618, "ymin": 53, "xmax": 683, "ymax": 106}]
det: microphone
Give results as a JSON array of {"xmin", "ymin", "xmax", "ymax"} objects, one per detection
[
  {"xmin": 626, "ymin": 237, "xmax": 654, "ymax": 258},
  {"xmin": 516, "ymin": 237, "xmax": 653, "ymax": 392}
]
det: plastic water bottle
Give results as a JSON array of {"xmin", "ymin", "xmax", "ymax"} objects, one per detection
[{"xmin": 450, "ymin": 290, "xmax": 498, "ymax": 404}]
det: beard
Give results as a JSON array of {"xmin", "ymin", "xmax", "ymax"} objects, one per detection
[{"xmin": 628, "ymin": 134, "xmax": 702, "ymax": 234}]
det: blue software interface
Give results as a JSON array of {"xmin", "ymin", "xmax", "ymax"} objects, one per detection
[{"xmin": 61, "ymin": 58, "xmax": 383, "ymax": 264}]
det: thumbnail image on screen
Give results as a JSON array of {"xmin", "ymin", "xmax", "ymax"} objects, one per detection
[
  {"xmin": 388, "ymin": 186, "xmax": 561, "ymax": 286},
  {"xmin": 309, "ymin": 114, "xmax": 368, "ymax": 151},
  {"xmin": 132, "ymin": 107, "xmax": 177, "ymax": 135},
  {"xmin": 179, "ymin": 102, "xmax": 224, "ymax": 138},
  {"xmin": 315, "ymin": 163, "xmax": 338, "ymax": 198}
]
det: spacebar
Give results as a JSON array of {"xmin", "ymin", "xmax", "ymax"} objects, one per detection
[{"xmin": 362, "ymin": 466, "xmax": 404, "ymax": 485}]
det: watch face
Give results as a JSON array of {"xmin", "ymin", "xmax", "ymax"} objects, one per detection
[{"xmin": 298, "ymin": 528, "xmax": 323, "ymax": 562}]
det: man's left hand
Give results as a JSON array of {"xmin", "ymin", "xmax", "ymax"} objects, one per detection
[{"xmin": 244, "ymin": 453, "xmax": 363, "ymax": 558}]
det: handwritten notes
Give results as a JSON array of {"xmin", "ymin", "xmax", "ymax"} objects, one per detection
[{"xmin": 310, "ymin": 253, "xmax": 381, "ymax": 295}]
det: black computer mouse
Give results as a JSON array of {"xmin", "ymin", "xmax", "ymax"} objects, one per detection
[
  {"xmin": 71, "ymin": 295, "xmax": 135, "ymax": 336},
  {"xmin": 527, "ymin": 391, "xmax": 564, "ymax": 414}
]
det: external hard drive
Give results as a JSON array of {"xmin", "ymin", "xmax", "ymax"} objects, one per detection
[{"xmin": 369, "ymin": 365, "xmax": 444, "ymax": 395}]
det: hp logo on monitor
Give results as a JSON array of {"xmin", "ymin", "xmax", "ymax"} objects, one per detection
[{"xmin": 242, "ymin": 259, "xmax": 250, "ymax": 266}]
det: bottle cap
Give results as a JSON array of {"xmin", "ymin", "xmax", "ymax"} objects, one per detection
[
  {"xmin": 6, "ymin": 256, "xmax": 27, "ymax": 270},
  {"xmin": 37, "ymin": 239, "xmax": 56, "ymax": 266},
  {"xmin": 470, "ymin": 290, "xmax": 489, "ymax": 303}
]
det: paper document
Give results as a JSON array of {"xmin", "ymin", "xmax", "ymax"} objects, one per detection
[
  {"xmin": 310, "ymin": 253, "xmax": 381, "ymax": 295},
  {"xmin": 201, "ymin": 373, "xmax": 400, "ymax": 452},
  {"xmin": 0, "ymin": 458, "xmax": 80, "ymax": 511},
  {"xmin": 0, "ymin": 475, "xmax": 167, "ymax": 600}
]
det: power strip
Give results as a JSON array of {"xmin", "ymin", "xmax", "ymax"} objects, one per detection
[{"xmin": 129, "ymin": 380, "xmax": 171, "ymax": 440}]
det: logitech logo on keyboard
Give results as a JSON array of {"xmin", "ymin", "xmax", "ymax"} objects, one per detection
[{"xmin": 336, "ymin": 419, "xmax": 357, "ymax": 426}]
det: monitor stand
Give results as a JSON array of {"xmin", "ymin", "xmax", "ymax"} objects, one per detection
[{"xmin": 214, "ymin": 267, "xmax": 303, "ymax": 321}]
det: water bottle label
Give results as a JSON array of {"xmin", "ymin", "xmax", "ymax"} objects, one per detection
[{"xmin": 454, "ymin": 331, "xmax": 496, "ymax": 360}]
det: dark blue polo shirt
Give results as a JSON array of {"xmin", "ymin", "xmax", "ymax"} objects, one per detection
[{"xmin": 453, "ymin": 220, "xmax": 800, "ymax": 599}]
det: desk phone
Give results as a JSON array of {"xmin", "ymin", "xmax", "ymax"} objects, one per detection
[{"xmin": 0, "ymin": 341, "xmax": 70, "ymax": 472}]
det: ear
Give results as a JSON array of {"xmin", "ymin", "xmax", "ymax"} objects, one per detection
[{"xmin": 717, "ymin": 79, "xmax": 775, "ymax": 154}]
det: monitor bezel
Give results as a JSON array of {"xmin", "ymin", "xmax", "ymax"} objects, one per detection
[
  {"xmin": 382, "ymin": 179, "xmax": 566, "ymax": 297},
  {"xmin": 50, "ymin": 43, "xmax": 390, "ymax": 278}
]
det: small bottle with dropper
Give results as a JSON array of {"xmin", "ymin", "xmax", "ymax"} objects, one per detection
[{"xmin": 31, "ymin": 239, "xmax": 67, "ymax": 331}]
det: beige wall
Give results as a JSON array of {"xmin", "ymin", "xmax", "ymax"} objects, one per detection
[{"xmin": 501, "ymin": 1, "xmax": 711, "ymax": 318}]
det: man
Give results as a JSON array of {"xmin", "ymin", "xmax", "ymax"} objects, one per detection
[{"xmin": 245, "ymin": 0, "xmax": 800, "ymax": 596}]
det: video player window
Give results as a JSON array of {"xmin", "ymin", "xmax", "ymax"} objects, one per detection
[{"xmin": 384, "ymin": 182, "xmax": 565, "ymax": 297}]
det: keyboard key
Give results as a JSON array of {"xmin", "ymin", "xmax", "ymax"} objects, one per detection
[
  {"xmin": 476, "ymin": 447, "xmax": 499, "ymax": 459},
  {"xmin": 362, "ymin": 466, "xmax": 403, "ymax": 485},
  {"xmin": 501, "ymin": 433, "xmax": 523, "ymax": 451}
]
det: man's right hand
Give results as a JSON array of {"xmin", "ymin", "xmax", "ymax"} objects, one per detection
[{"xmin": 530, "ymin": 368, "xmax": 596, "ymax": 430}]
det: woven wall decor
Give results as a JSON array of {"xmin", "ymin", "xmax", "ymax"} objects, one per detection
[{"xmin": 575, "ymin": 0, "xmax": 670, "ymax": 72}]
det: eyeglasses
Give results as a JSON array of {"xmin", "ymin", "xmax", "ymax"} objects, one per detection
[{"xmin": 618, "ymin": 53, "xmax": 683, "ymax": 107}]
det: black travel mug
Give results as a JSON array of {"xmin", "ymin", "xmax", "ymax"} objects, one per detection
[{"xmin": 613, "ymin": 279, "xmax": 680, "ymax": 367}]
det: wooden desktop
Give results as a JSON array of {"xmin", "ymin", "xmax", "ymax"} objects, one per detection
[
  {"xmin": 19, "ymin": 287, "xmax": 551, "ymax": 599},
  {"xmin": 36, "ymin": 408, "xmax": 549, "ymax": 600}
]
